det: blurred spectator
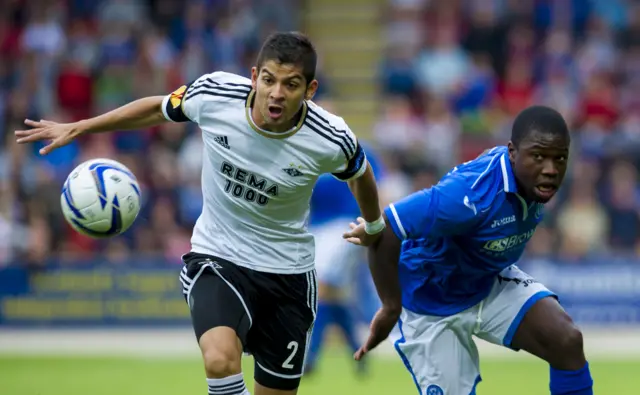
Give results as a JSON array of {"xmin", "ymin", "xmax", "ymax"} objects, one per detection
[
  {"xmin": 604, "ymin": 161, "xmax": 640, "ymax": 254},
  {"xmin": 414, "ymin": 23, "xmax": 470, "ymax": 98},
  {"xmin": 380, "ymin": 47, "xmax": 419, "ymax": 99},
  {"xmin": 496, "ymin": 58, "xmax": 535, "ymax": 117},
  {"xmin": 617, "ymin": 4, "xmax": 640, "ymax": 50},
  {"xmin": 556, "ymin": 180, "xmax": 609, "ymax": 261},
  {"xmin": 421, "ymin": 95, "xmax": 460, "ymax": 173},
  {"xmin": 373, "ymin": 95, "xmax": 424, "ymax": 153}
]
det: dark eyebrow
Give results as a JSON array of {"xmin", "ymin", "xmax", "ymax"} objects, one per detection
[
  {"xmin": 260, "ymin": 69, "xmax": 303, "ymax": 82},
  {"xmin": 528, "ymin": 145, "xmax": 569, "ymax": 154}
]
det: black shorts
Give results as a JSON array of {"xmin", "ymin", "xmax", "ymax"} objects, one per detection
[{"xmin": 179, "ymin": 252, "xmax": 317, "ymax": 390}]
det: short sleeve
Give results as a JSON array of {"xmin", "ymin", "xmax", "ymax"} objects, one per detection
[
  {"xmin": 162, "ymin": 79, "xmax": 200, "ymax": 123},
  {"xmin": 330, "ymin": 128, "xmax": 368, "ymax": 181},
  {"xmin": 161, "ymin": 72, "xmax": 251, "ymax": 124},
  {"xmin": 384, "ymin": 176, "xmax": 484, "ymax": 240}
]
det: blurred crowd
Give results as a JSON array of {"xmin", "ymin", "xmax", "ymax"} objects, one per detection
[
  {"xmin": 1, "ymin": 0, "xmax": 639, "ymax": 267},
  {"xmin": 377, "ymin": 0, "xmax": 640, "ymax": 262}
]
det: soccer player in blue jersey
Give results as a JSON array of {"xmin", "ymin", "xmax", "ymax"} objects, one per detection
[{"xmin": 343, "ymin": 106, "xmax": 593, "ymax": 395}]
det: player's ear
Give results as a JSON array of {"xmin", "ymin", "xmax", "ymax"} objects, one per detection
[
  {"xmin": 305, "ymin": 80, "xmax": 318, "ymax": 101},
  {"xmin": 251, "ymin": 67, "xmax": 258, "ymax": 90},
  {"xmin": 507, "ymin": 141, "xmax": 516, "ymax": 162}
]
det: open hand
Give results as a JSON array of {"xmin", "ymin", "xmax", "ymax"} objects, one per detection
[
  {"xmin": 15, "ymin": 119, "xmax": 81, "ymax": 155},
  {"xmin": 342, "ymin": 217, "xmax": 383, "ymax": 247}
]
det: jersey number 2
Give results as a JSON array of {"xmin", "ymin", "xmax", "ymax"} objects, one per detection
[{"xmin": 282, "ymin": 341, "xmax": 299, "ymax": 369}]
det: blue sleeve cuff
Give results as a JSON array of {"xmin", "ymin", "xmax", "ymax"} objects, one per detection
[{"xmin": 385, "ymin": 204, "xmax": 407, "ymax": 240}]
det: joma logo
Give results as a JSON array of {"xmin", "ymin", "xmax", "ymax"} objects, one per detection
[{"xmin": 491, "ymin": 215, "xmax": 516, "ymax": 228}]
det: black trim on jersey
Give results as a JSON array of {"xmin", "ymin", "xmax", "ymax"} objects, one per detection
[
  {"xmin": 189, "ymin": 78, "xmax": 252, "ymax": 93},
  {"xmin": 189, "ymin": 83, "xmax": 251, "ymax": 96},
  {"xmin": 303, "ymin": 119, "xmax": 351, "ymax": 159},
  {"xmin": 224, "ymin": 82, "xmax": 253, "ymax": 89},
  {"xmin": 186, "ymin": 89, "xmax": 250, "ymax": 102},
  {"xmin": 193, "ymin": 81, "xmax": 251, "ymax": 93},
  {"xmin": 306, "ymin": 108, "xmax": 356, "ymax": 157},
  {"xmin": 182, "ymin": 77, "xmax": 252, "ymax": 103},
  {"xmin": 332, "ymin": 143, "xmax": 366, "ymax": 180},
  {"xmin": 186, "ymin": 78, "xmax": 251, "ymax": 99}
]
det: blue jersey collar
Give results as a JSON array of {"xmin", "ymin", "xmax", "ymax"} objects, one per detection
[
  {"xmin": 500, "ymin": 152, "xmax": 533, "ymax": 220},
  {"xmin": 499, "ymin": 153, "xmax": 517, "ymax": 194}
]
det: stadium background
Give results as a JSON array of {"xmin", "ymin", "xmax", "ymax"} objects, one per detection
[{"xmin": 1, "ymin": 0, "xmax": 640, "ymax": 394}]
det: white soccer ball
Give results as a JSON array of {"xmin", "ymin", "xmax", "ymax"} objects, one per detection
[{"xmin": 60, "ymin": 158, "xmax": 141, "ymax": 238}]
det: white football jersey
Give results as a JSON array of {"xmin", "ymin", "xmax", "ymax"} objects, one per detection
[{"xmin": 161, "ymin": 71, "xmax": 367, "ymax": 274}]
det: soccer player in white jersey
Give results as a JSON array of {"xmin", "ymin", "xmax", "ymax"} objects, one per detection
[{"xmin": 15, "ymin": 32, "xmax": 386, "ymax": 395}]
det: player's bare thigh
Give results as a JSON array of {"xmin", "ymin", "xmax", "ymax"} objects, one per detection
[{"xmin": 510, "ymin": 296, "xmax": 586, "ymax": 370}]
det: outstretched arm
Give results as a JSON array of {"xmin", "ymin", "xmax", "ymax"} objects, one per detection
[
  {"xmin": 15, "ymin": 96, "xmax": 168, "ymax": 155},
  {"xmin": 15, "ymin": 77, "xmax": 204, "ymax": 155},
  {"xmin": 76, "ymin": 96, "xmax": 167, "ymax": 133}
]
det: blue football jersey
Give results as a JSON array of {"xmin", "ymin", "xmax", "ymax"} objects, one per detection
[{"xmin": 384, "ymin": 146, "xmax": 545, "ymax": 316}]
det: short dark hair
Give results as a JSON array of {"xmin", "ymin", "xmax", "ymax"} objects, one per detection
[
  {"xmin": 255, "ymin": 31, "xmax": 317, "ymax": 84},
  {"xmin": 511, "ymin": 105, "xmax": 569, "ymax": 147}
]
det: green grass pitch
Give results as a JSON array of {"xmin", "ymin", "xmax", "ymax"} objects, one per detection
[{"xmin": 0, "ymin": 351, "xmax": 636, "ymax": 394}]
